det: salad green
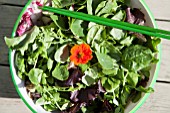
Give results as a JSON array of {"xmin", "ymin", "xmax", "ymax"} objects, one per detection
[{"xmin": 5, "ymin": 0, "xmax": 160, "ymax": 113}]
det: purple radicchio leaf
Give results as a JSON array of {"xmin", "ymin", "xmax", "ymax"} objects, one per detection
[
  {"xmin": 99, "ymin": 100, "xmax": 113, "ymax": 112},
  {"xmin": 77, "ymin": 87, "xmax": 98, "ymax": 104},
  {"xmin": 97, "ymin": 80, "xmax": 106, "ymax": 93},
  {"xmin": 68, "ymin": 80, "xmax": 106, "ymax": 112},
  {"xmin": 30, "ymin": 92, "xmax": 41, "ymax": 99},
  {"xmin": 68, "ymin": 87, "xmax": 97, "ymax": 113},
  {"xmin": 67, "ymin": 103, "xmax": 81, "ymax": 113},
  {"xmin": 126, "ymin": 7, "xmax": 147, "ymax": 42},
  {"xmin": 70, "ymin": 90, "xmax": 79, "ymax": 103},
  {"xmin": 56, "ymin": 68, "xmax": 83, "ymax": 87},
  {"xmin": 70, "ymin": 80, "xmax": 106, "ymax": 104}
]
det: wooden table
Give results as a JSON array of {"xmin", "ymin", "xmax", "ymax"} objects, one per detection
[{"xmin": 0, "ymin": 0, "xmax": 170, "ymax": 113}]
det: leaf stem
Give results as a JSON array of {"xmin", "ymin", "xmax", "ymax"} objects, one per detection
[{"xmin": 34, "ymin": 58, "xmax": 38, "ymax": 68}]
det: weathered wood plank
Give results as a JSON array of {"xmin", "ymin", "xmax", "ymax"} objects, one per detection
[
  {"xmin": 0, "ymin": 5, "xmax": 23, "ymax": 64},
  {"xmin": 156, "ymin": 20, "xmax": 170, "ymax": 82},
  {"xmin": 0, "ymin": 98, "xmax": 31, "ymax": 113},
  {"xmin": 0, "ymin": 0, "xmax": 27, "ymax": 6},
  {"xmin": 145, "ymin": 0, "xmax": 170, "ymax": 20},
  {"xmin": 158, "ymin": 38, "xmax": 170, "ymax": 82},
  {"xmin": 0, "ymin": 5, "xmax": 23, "ymax": 28},
  {"xmin": 0, "ymin": 28, "xmax": 12, "ymax": 65},
  {"xmin": 137, "ymin": 83, "xmax": 170, "ymax": 113},
  {"xmin": 0, "ymin": 66, "xmax": 19, "ymax": 98}
]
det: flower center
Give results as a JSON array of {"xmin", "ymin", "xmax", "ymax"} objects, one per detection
[{"xmin": 77, "ymin": 52, "xmax": 83, "ymax": 58}]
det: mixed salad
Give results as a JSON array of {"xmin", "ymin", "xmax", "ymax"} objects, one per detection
[{"xmin": 5, "ymin": 0, "xmax": 160, "ymax": 113}]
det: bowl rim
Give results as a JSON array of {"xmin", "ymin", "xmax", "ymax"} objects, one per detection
[{"xmin": 9, "ymin": 0, "xmax": 162, "ymax": 113}]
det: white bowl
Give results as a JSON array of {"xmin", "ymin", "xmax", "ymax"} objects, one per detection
[{"xmin": 9, "ymin": 0, "xmax": 161, "ymax": 113}]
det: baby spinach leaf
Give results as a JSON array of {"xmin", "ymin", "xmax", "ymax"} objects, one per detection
[
  {"xmin": 101, "ymin": 41, "xmax": 122, "ymax": 61},
  {"xmin": 82, "ymin": 75, "xmax": 95, "ymax": 86},
  {"xmin": 145, "ymin": 37, "xmax": 161, "ymax": 52},
  {"xmin": 78, "ymin": 64, "xmax": 89, "ymax": 72},
  {"xmin": 50, "ymin": 15, "xmax": 69, "ymax": 31},
  {"xmin": 87, "ymin": 25, "xmax": 99, "ymax": 44},
  {"xmin": 47, "ymin": 76, "xmax": 55, "ymax": 84},
  {"xmin": 135, "ymin": 86, "xmax": 154, "ymax": 93},
  {"xmin": 54, "ymin": 44, "xmax": 69, "ymax": 63},
  {"xmin": 96, "ymin": 0, "xmax": 118, "ymax": 16},
  {"xmin": 95, "ymin": 1, "xmax": 107, "ymax": 15},
  {"xmin": 28, "ymin": 46, "xmax": 46, "ymax": 65},
  {"xmin": 95, "ymin": 52, "xmax": 117, "ymax": 69},
  {"xmin": 28, "ymin": 68, "xmax": 44, "ymax": 85},
  {"xmin": 110, "ymin": 28, "xmax": 125, "ymax": 41},
  {"xmin": 47, "ymin": 58, "xmax": 54, "ymax": 71},
  {"xmin": 102, "ymin": 67, "xmax": 118, "ymax": 76},
  {"xmin": 52, "ymin": 0, "xmax": 80, "ymax": 8},
  {"xmin": 132, "ymin": 92, "xmax": 142, "ymax": 103},
  {"xmin": 127, "ymin": 72, "xmax": 139, "ymax": 87},
  {"xmin": 5, "ymin": 26, "xmax": 39, "ymax": 55},
  {"xmin": 120, "ymin": 36, "xmax": 134, "ymax": 46},
  {"xmin": 122, "ymin": 45, "xmax": 153, "ymax": 71},
  {"xmin": 70, "ymin": 19, "xmax": 87, "ymax": 37},
  {"xmin": 52, "ymin": 65, "xmax": 69, "ymax": 81},
  {"xmin": 15, "ymin": 52, "xmax": 25, "ymax": 73},
  {"xmin": 108, "ymin": 77, "xmax": 120, "ymax": 92},
  {"xmin": 91, "ymin": 26, "xmax": 106, "ymax": 46},
  {"xmin": 36, "ymin": 97, "xmax": 46, "ymax": 105},
  {"xmin": 84, "ymin": 67, "xmax": 98, "ymax": 80},
  {"xmin": 87, "ymin": 0, "xmax": 93, "ymax": 15},
  {"xmin": 91, "ymin": 0, "xmax": 104, "ymax": 14},
  {"xmin": 41, "ymin": 73, "xmax": 47, "ymax": 85},
  {"xmin": 101, "ymin": 77, "xmax": 120, "ymax": 92},
  {"xmin": 111, "ymin": 10, "xmax": 125, "ymax": 21}
]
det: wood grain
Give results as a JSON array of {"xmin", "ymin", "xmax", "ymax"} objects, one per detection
[
  {"xmin": 0, "ymin": 98, "xmax": 31, "ymax": 113},
  {"xmin": 0, "ymin": 66, "xmax": 19, "ymax": 98},
  {"xmin": 156, "ymin": 21, "xmax": 170, "ymax": 82},
  {"xmin": 137, "ymin": 83, "xmax": 170, "ymax": 113},
  {"xmin": 0, "ymin": 5, "xmax": 23, "ymax": 28},
  {"xmin": 0, "ymin": 5, "xmax": 23, "ymax": 64},
  {"xmin": 0, "ymin": 0, "xmax": 27, "ymax": 6},
  {"xmin": 145, "ymin": 0, "xmax": 170, "ymax": 20}
]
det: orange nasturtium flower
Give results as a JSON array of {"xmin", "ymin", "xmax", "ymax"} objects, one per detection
[{"xmin": 70, "ymin": 44, "xmax": 93, "ymax": 65}]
